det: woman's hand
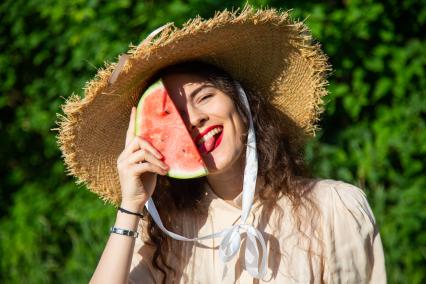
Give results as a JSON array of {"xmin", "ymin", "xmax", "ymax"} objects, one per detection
[{"xmin": 116, "ymin": 107, "xmax": 169, "ymax": 209}]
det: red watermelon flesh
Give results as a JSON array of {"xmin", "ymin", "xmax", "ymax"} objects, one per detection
[{"xmin": 135, "ymin": 80, "xmax": 208, "ymax": 179}]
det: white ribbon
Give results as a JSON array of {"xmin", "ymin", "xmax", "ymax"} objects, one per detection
[{"xmin": 142, "ymin": 53, "xmax": 267, "ymax": 278}]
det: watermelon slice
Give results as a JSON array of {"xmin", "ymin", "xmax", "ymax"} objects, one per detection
[{"xmin": 135, "ymin": 80, "xmax": 208, "ymax": 179}]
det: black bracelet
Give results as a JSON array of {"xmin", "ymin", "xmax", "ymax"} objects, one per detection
[{"xmin": 118, "ymin": 206, "xmax": 145, "ymax": 218}]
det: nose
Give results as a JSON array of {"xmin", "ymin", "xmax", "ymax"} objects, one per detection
[{"xmin": 187, "ymin": 106, "xmax": 208, "ymax": 131}]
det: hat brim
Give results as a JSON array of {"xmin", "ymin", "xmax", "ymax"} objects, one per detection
[{"xmin": 56, "ymin": 6, "xmax": 330, "ymax": 205}]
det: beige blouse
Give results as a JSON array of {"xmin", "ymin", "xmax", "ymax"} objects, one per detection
[{"xmin": 129, "ymin": 179, "xmax": 386, "ymax": 283}]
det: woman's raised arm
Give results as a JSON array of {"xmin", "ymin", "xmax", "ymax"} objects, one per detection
[{"xmin": 90, "ymin": 107, "xmax": 168, "ymax": 284}]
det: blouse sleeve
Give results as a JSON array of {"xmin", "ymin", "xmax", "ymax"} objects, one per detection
[
  {"xmin": 318, "ymin": 180, "xmax": 387, "ymax": 284},
  {"xmin": 128, "ymin": 225, "xmax": 157, "ymax": 284}
]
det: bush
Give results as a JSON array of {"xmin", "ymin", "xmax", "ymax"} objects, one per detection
[{"xmin": 1, "ymin": 0, "xmax": 425, "ymax": 282}]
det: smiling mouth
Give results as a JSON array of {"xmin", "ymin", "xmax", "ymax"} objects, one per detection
[{"xmin": 196, "ymin": 126, "xmax": 223, "ymax": 154}]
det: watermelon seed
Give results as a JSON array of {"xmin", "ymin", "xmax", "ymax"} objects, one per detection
[{"xmin": 164, "ymin": 109, "xmax": 170, "ymax": 114}]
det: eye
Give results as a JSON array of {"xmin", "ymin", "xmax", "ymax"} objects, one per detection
[{"xmin": 199, "ymin": 94, "xmax": 213, "ymax": 102}]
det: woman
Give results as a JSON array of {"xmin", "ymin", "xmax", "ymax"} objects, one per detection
[{"xmin": 57, "ymin": 7, "xmax": 386, "ymax": 284}]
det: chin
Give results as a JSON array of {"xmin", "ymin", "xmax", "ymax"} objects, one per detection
[
  {"xmin": 205, "ymin": 147, "xmax": 244, "ymax": 175},
  {"xmin": 205, "ymin": 158, "xmax": 230, "ymax": 174}
]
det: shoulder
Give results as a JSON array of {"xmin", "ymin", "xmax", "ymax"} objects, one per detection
[
  {"xmin": 311, "ymin": 178, "xmax": 368, "ymax": 200},
  {"xmin": 309, "ymin": 178, "xmax": 376, "ymax": 224}
]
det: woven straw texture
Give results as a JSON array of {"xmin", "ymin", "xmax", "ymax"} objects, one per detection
[{"xmin": 56, "ymin": 6, "xmax": 330, "ymax": 205}]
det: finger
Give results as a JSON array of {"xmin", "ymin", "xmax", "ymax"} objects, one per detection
[
  {"xmin": 130, "ymin": 162, "xmax": 168, "ymax": 176},
  {"xmin": 136, "ymin": 138, "xmax": 163, "ymax": 159},
  {"xmin": 119, "ymin": 137, "xmax": 141, "ymax": 162},
  {"xmin": 125, "ymin": 107, "xmax": 136, "ymax": 147},
  {"xmin": 127, "ymin": 149, "xmax": 168, "ymax": 170},
  {"xmin": 119, "ymin": 136, "xmax": 162, "ymax": 163}
]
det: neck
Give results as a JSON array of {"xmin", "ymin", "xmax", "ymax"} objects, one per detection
[{"xmin": 206, "ymin": 154, "xmax": 245, "ymax": 201}]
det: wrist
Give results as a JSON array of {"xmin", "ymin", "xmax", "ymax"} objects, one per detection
[
  {"xmin": 120, "ymin": 197, "xmax": 147, "ymax": 212},
  {"xmin": 115, "ymin": 205, "xmax": 143, "ymax": 230}
]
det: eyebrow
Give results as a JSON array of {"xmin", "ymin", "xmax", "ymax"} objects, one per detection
[
  {"xmin": 177, "ymin": 84, "xmax": 214, "ymax": 114},
  {"xmin": 188, "ymin": 84, "xmax": 213, "ymax": 100}
]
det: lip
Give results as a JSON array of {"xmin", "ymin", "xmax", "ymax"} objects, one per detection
[
  {"xmin": 194, "ymin": 125, "xmax": 223, "ymax": 145},
  {"xmin": 199, "ymin": 130, "xmax": 224, "ymax": 155}
]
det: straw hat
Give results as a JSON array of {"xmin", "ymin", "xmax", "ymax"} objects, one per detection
[{"xmin": 56, "ymin": 6, "xmax": 330, "ymax": 205}]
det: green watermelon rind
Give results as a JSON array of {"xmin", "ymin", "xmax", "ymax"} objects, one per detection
[
  {"xmin": 135, "ymin": 80, "xmax": 208, "ymax": 179},
  {"xmin": 168, "ymin": 167, "xmax": 208, "ymax": 179}
]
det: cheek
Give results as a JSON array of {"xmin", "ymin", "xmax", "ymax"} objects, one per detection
[
  {"xmin": 202, "ymin": 98, "xmax": 234, "ymax": 120},
  {"xmin": 226, "ymin": 110, "xmax": 246, "ymax": 151},
  {"xmin": 230, "ymin": 105, "xmax": 246, "ymax": 133}
]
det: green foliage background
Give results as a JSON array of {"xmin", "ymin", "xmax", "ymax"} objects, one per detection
[{"xmin": 1, "ymin": 0, "xmax": 425, "ymax": 283}]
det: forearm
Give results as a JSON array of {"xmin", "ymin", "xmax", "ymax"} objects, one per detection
[{"xmin": 90, "ymin": 200, "xmax": 146, "ymax": 284}]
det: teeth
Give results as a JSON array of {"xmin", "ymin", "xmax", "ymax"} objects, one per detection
[{"xmin": 197, "ymin": 128, "xmax": 222, "ymax": 145}]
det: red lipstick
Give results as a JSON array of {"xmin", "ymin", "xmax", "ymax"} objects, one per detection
[{"xmin": 194, "ymin": 125, "xmax": 223, "ymax": 145}]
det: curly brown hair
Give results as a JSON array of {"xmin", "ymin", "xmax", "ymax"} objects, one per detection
[{"xmin": 140, "ymin": 61, "xmax": 321, "ymax": 283}]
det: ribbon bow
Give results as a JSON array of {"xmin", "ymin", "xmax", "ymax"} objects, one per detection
[{"xmin": 220, "ymin": 224, "xmax": 268, "ymax": 278}]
